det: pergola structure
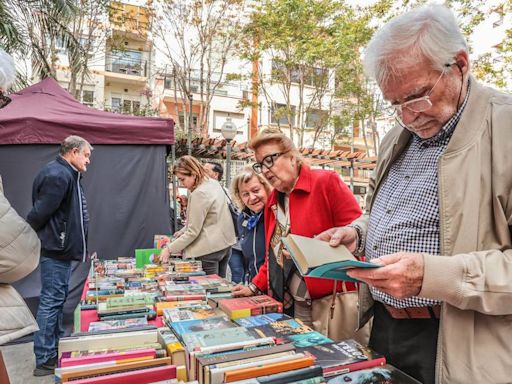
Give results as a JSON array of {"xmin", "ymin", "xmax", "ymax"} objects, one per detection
[{"xmin": 173, "ymin": 136, "xmax": 377, "ymax": 172}]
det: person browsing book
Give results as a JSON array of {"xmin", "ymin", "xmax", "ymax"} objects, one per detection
[
  {"xmin": 317, "ymin": 5, "xmax": 512, "ymax": 383},
  {"xmin": 0, "ymin": 48, "xmax": 40, "ymax": 347},
  {"xmin": 159, "ymin": 156, "xmax": 236, "ymax": 277},
  {"xmin": 27, "ymin": 135, "xmax": 93, "ymax": 376},
  {"xmin": 204, "ymin": 160, "xmax": 245, "ymax": 284},
  {"xmin": 230, "ymin": 166, "xmax": 272, "ymax": 283},
  {"xmin": 232, "ymin": 128, "xmax": 362, "ymax": 328}
]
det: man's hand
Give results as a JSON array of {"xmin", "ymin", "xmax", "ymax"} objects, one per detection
[
  {"xmin": 232, "ymin": 284, "xmax": 254, "ymax": 297},
  {"xmin": 315, "ymin": 226, "xmax": 358, "ymax": 253},
  {"xmin": 347, "ymin": 252, "xmax": 425, "ymax": 299}
]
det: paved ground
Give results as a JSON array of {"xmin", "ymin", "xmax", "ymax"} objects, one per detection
[{"xmin": 0, "ymin": 342, "xmax": 53, "ymax": 384}]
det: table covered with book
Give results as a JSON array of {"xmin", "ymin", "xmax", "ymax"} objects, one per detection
[{"xmin": 57, "ymin": 241, "xmax": 419, "ymax": 384}]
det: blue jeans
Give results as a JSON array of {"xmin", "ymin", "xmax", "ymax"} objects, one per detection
[
  {"xmin": 229, "ymin": 248, "xmax": 246, "ymax": 284},
  {"xmin": 33, "ymin": 257, "xmax": 72, "ymax": 366}
]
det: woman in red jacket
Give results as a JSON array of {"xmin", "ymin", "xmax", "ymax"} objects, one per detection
[{"xmin": 233, "ymin": 128, "xmax": 362, "ymax": 326}]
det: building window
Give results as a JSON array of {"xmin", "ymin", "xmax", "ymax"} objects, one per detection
[
  {"xmin": 271, "ymin": 103, "xmax": 296, "ymax": 126},
  {"xmin": 305, "ymin": 108, "xmax": 328, "ymax": 128},
  {"xmin": 81, "ymin": 90, "xmax": 94, "ymax": 107},
  {"xmin": 111, "ymin": 97, "xmax": 121, "ymax": 112},
  {"xmin": 272, "ymin": 61, "xmax": 328, "ymax": 87},
  {"xmin": 122, "ymin": 100, "xmax": 141, "ymax": 114},
  {"xmin": 178, "ymin": 113, "xmax": 198, "ymax": 129}
]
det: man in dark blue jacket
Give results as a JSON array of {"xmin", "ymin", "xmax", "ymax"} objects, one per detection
[{"xmin": 27, "ymin": 135, "xmax": 92, "ymax": 376}]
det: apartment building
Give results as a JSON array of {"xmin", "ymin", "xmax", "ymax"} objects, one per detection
[{"xmin": 54, "ymin": 0, "xmax": 154, "ymax": 115}]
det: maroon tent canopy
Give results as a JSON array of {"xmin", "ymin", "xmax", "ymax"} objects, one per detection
[{"xmin": 0, "ymin": 77, "xmax": 174, "ymax": 145}]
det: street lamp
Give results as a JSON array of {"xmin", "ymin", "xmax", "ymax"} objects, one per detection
[{"xmin": 221, "ymin": 116, "xmax": 237, "ymax": 189}]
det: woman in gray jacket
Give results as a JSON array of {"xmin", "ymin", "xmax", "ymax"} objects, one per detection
[{"xmin": 159, "ymin": 156, "xmax": 236, "ymax": 277}]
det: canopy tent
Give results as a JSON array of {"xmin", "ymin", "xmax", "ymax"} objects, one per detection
[{"xmin": 0, "ymin": 77, "xmax": 174, "ymax": 339}]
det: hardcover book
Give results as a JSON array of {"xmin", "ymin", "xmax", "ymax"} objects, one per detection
[
  {"xmin": 163, "ymin": 306, "xmax": 220, "ymax": 322},
  {"xmin": 247, "ymin": 318, "xmax": 313, "ymax": 343},
  {"xmin": 326, "ymin": 364, "xmax": 421, "ymax": 384},
  {"xmin": 299, "ymin": 339, "xmax": 386, "ymax": 377},
  {"xmin": 88, "ymin": 317, "xmax": 148, "ymax": 332},
  {"xmin": 157, "ymin": 327, "xmax": 186, "ymax": 366},
  {"xmin": 57, "ymin": 357, "xmax": 173, "ymax": 382},
  {"xmin": 171, "ymin": 316, "xmax": 235, "ymax": 340},
  {"xmin": 67, "ymin": 365, "xmax": 177, "ymax": 384},
  {"xmin": 234, "ymin": 313, "xmax": 292, "ymax": 327},
  {"xmin": 281, "ymin": 234, "xmax": 380, "ymax": 283},
  {"xmin": 286, "ymin": 331, "xmax": 333, "ymax": 348},
  {"xmin": 181, "ymin": 326, "xmax": 257, "ymax": 351},
  {"xmin": 219, "ymin": 295, "xmax": 283, "ymax": 319},
  {"xmin": 60, "ymin": 348, "xmax": 156, "ymax": 367},
  {"xmin": 135, "ymin": 248, "xmax": 162, "ymax": 268},
  {"xmin": 223, "ymin": 354, "xmax": 315, "ymax": 382}
]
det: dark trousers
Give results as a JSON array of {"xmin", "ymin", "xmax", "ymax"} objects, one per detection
[
  {"xmin": 370, "ymin": 301, "xmax": 440, "ymax": 384},
  {"xmin": 198, "ymin": 246, "xmax": 231, "ymax": 278},
  {"xmin": 33, "ymin": 256, "xmax": 72, "ymax": 366}
]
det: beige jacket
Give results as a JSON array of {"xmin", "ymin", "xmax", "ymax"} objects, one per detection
[
  {"xmin": 0, "ymin": 176, "xmax": 40, "ymax": 345},
  {"xmin": 168, "ymin": 177, "xmax": 236, "ymax": 258},
  {"xmin": 354, "ymin": 78, "xmax": 512, "ymax": 383}
]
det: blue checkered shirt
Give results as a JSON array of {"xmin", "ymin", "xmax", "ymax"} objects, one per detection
[{"xmin": 366, "ymin": 80, "xmax": 471, "ymax": 308}]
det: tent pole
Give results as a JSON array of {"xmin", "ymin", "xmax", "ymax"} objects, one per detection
[
  {"xmin": 187, "ymin": 93, "xmax": 193, "ymax": 156},
  {"xmin": 171, "ymin": 144, "xmax": 178, "ymax": 234}
]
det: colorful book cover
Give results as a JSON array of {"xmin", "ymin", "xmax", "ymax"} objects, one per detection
[
  {"xmin": 299, "ymin": 339, "xmax": 386, "ymax": 377},
  {"xmin": 182, "ymin": 326, "xmax": 257, "ymax": 351},
  {"xmin": 218, "ymin": 295, "xmax": 283, "ymax": 319},
  {"xmin": 326, "ymin": 364, "xmax": 420, "ymax": 384},
  {"xmin": 234, "ymin": 313, "xmax": 293, "ymax": 327},
  {"xmin": 153, "ymin": 234, "xmax": 171, "ymax": 249},
  {"xmin": 60, "ymin": 348, "xmax": 156, "ymax": 367},
  {"xmin": 170, "ymin": 316, "xmax": 235, "ymax": 340},
  {"xmin": 88, "ymin": 317, "xmax": 148, "ymax": 332},
  {"xmin": 135, "ymin": 248, "xmax": 162, "ymax": 268},
  {"xmin": 163, "ymin": 306, "xmax": 218, "ymax": 322},
  {"xmin": 286, "ymin": 331, "xmax": 333, "ymax": 348},
  {"xmin": 247, "ymin": 318, "xmax": 313, "ymax": 343}
]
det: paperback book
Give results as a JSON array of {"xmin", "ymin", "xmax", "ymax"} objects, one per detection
[
  {"xmin": 299, "ymin": 339, "xmax": 386, "ymax": 377},
  {"xmin": 282, "ymin": 234, "xmax": 381, "ymax": 283}
]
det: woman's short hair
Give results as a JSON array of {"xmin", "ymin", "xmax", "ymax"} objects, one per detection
[
  {"xmin": 248, "ymin": 127, "xmax": 302, "ymax": 164},
  {"xmin": 231, "ymin": 165, "xmax": 272, "ymax": 210},
  {"xmin": 363, "ymin": 4, "xmax": 468, "ymax": 85},
  {"xmin": 173, "ymin": 155, "xmax": 207, "ymax": 190}
]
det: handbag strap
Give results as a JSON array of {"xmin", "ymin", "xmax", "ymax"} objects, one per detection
[{"xmin": 330, "ymin": 280, "xmax": 348, "ymax": 319}]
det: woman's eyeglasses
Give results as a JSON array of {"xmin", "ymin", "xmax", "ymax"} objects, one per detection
[
  {"xmin": 252, "ymin": 152, "xmax": 283, "ymax": 174},
  {"xmin": 0, "ymin": 91, "xmax": 11, "ymax": 109}
]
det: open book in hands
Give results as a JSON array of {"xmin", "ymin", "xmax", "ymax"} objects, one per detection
[{"xmin": 281, "ymin": 234, "xmax": 380, "ymax": 283}]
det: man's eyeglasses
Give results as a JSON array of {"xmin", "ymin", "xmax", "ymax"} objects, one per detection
[
  {"xmin": 0, "ymin": 91, "xmax": 11, "ymax": 109},
  {"xmin": 384, "ymin": 67, "xmax": 448, "ymax": 116},
  {"xmin": 252, "ymin": 152, "xmax": 283, "ymax": 174}
]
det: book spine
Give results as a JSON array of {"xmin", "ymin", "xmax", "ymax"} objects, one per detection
[{"xmin": 323, "ymin": 356, "xmax": 386, "ymax": 377}]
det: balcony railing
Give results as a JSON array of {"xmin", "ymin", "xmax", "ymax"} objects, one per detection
[{"xmin": 105, "ymin": 55, "xmax": 147, "ymax": 77}]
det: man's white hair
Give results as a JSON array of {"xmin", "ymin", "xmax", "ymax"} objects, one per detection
[
  {"xmin": 363, "ymin": 4, "xmax": 468, "ymax": 85},
  {"xmin": 0, "ymin": 48, "xmax": 15, "ymax": 91}
]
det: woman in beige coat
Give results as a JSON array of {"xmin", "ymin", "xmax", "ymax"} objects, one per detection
[{"xmin": 159, "ymin": 156, "xmax": 236, "ymax": 277}]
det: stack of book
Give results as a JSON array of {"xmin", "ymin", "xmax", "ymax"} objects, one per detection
[{"xmin": 56, "ymin": 328, "xmax": 179, "ymax": 383}]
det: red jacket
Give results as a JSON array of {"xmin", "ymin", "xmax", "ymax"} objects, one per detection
[{"xmin": 252, "ymin": 164, "xmax": 362, "ymax": 299}]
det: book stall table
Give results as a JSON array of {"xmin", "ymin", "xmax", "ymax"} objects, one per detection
[{"xmin": 77, "ymin": 278, "xmax": 163, "ymax": 332}]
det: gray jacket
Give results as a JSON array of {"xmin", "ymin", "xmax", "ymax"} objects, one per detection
[{"xmin": 0, "ymin": 176, "xmax": 40, "ymax": 345}]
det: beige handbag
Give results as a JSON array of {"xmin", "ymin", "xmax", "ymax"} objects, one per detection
[{"xmin": 311, "ymin": 281, "xmax": 371, "ymax": 345}]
